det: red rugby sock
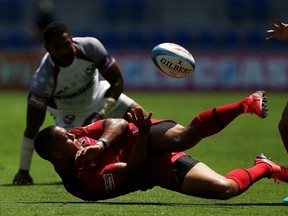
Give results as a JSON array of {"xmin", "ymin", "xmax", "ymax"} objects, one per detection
[
  {"xmin": 191, "ymin": 101, "xmax": 244, "ymax": 138},
  {"xmin": 225, "ymin": 163, "xmax": 271, "ymax": 194}
]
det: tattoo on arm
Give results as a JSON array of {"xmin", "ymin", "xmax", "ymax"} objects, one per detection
[{"xmin": 101, "ymin": 118, "xmax": 128, "ymax": 143}]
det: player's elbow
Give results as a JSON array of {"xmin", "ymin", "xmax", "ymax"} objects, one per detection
[{"xmin": 115, "ymin": 79, "xmax": 124, "ymax": 93}]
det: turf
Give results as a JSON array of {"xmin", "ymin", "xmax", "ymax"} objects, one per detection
[{"xmin": 1, "ymin": 90, "xmax": 288, "ymax": 215}]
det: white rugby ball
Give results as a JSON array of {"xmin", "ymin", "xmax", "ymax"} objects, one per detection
[{"xmin": 151, "ymin": 42, "xmax": 195, "ymax": 78}]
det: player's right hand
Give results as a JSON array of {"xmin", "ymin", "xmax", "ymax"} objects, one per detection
[
  {"xmin": 12, "ymin": 169, "xmax": 34, "ymax": 185},
  {"xmin": 75, "ymin": 145, "xmax": 102, "ymax": 163}
]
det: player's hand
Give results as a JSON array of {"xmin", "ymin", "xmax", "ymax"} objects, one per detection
[
  {"xmin": 12, "ymin": 169, "xmax": 34, "ymax": 185},
  {"xmin": 82, "ymin": 113, "xmax": 102, "ymax": 126},
  {"xmin": 266, "ymin": 20, "xmax": 288, "ymax": 41},
  {"xmin": 127, "ymin": 108, "xmax": 153, "ymax": 134},
  {"xmin": 75, "ymin": 145, "xmax": 102, "ymax": 163}
]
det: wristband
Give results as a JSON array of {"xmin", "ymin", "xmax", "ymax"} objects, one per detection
[
  {"xmin": 97, "ymin": 141, "xmax": 105, "ymax": 150},
  {"xmin": 19, "ymin": 137, "xmax": 34, "ymax": 170},
  {"xmin": 98, "ymin": 138, "xmax": 110, "ymax": 149},
  {"xmin": 97, "ymin": 97, "xmax": 116, "ymax": 117}
]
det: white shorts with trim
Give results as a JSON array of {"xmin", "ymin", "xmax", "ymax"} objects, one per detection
[{"xmin": 47, "ymin": 80, "xmax": 134, "ymax": 129}]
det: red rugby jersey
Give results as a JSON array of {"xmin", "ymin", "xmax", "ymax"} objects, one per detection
[{"xmin": 57, "ymin": 119, "xmax": 187, "ymax": 201}]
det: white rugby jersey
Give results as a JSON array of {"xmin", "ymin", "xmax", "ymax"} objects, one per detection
[{"xmin": 28, "ymin": 37, "xmax": 114, "ymax": 111}]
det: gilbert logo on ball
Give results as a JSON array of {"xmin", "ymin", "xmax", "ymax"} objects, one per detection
[{"xmin": 151, "ymin": 42, "xmax": 195, "ymax": 78}]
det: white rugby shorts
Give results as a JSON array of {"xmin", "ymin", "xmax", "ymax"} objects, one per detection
[{"xmin": 47, "ymin": 80, "xmax": 133, "ymax": 129}]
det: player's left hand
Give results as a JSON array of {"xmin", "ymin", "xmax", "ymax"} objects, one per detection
[
  {"xmin": 128, "ymin": 108, "xmax": 152, "ymax": 134},
  {"xmin": 12, "ymin": 169, "xmax": 34, "ymax": 185},
  {"xmin": 75, "ymin": 145, "xmax": 102, "ymax": 163},
  {"xmin": 266, "ymin": 20, "xmax": 288, "ymax": 41}
]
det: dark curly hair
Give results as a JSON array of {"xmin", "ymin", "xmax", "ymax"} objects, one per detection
[
  {"xmin": 42, "ymin": 21, "xmax": 70, "ymax": 45},
  {"xmin": 34, "ymin": 125, "xmax": 58, "ymax": 161}
]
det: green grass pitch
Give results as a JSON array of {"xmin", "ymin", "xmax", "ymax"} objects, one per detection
[{"xmin": 1, "ymin": 90, "xmax": 288, "ymax": 215}]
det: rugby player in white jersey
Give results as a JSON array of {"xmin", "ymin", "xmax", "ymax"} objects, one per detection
[{"xmin": 13, "ymin": 22, "xmax": 147, "ymax": 185}]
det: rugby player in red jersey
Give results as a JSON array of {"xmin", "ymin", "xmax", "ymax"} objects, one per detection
[
  {"xmin": 13, "ymin": 22, "xmax": 147, "ymax": 185},
  {"xmin": 34, "ymin": 92, "xmax": 288, "ymax": 201}
]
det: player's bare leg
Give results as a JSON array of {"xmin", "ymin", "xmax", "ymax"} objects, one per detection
[
  {"xmin": 181, "ymin": 154, "xmax": 288, "ymax": 200},
  {"xmin": 150, "ymin": 91, "xmax": 268, "ymax": 152},
  {"xmin": 181, "ymin": 163, "xmax": 239, "ymax": 199}
]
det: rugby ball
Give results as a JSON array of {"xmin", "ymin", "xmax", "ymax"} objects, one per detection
[{"xmin": 151, "ymin": 42, "xmax": 195, "ymax": 78}]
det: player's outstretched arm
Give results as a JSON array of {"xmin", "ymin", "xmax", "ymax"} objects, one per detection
[
  {"xmin": 123, "ymin": 108, "xmax": 152, "ymax": 173},
  {"xmin": 77, "ymin": 108, "xmax": 152, "ymax": 180},
  {"xmin": 86, "ymin": 61, "xmax": 124, "ymax": 121},
  {"xmin": 13, "ymin": 104, "xmax": 46, "ymax": 185}
]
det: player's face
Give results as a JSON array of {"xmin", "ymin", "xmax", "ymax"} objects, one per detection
[
  {"xmin": 54, "ymin": 126, "xmax": 81, "ymax": 158},
  {"xmin": 46, "ymin": 33, "xmax": 75, "ymax": 67}
]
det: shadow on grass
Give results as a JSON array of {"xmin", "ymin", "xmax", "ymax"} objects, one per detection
[
  {"xmin": 15, "ymin": 201, "xmax": 286, "ymax": 207},
  {"xmin": 3, "ymin": 182, "xmax": 285, "ymax": 207},
  {"xmin": 1, "ymin": 182, "xmax": 62, "ymax": 186}
]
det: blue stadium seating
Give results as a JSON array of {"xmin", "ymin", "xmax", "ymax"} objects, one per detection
[
  {"xmin": 198, "ymin": 30, "xmax": 216, "ymax": 50},
  {"xmin": 246, "ymin": 30, "xmax": 264, "ymax": 49},
  {"xmin": 125, "ymin": 31, "xmax": 147, "ymax": 49},
  {"xmin": 174, "ymin": 31, "xmax": 192, "ymax": 48},
  {"xmin": 0, "ymin": 0, "xmax": 23, "ymax": 22},
  {"xmin": 226, "ymin": 0, "xmax": 245, "ymax": 22},
  {"xmin": 222, "ymin": 30, "xmax": 240, "ymax": 50}
]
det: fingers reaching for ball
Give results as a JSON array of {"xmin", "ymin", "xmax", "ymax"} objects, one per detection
[{"xmin": 128, "ymin": 108, "xmax": 152, "ymax": 133}]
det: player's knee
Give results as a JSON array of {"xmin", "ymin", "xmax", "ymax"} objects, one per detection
[
  {"xmin": 172, "ymin": 127, "xmax": 201, "ymax": 151},
  {"xmin": 170, "ymin": 134, "xmax": 192, "ymax": 151},
  {"xmin": 213, "ymin": 179, "xmax": 238, "ymax": 200}
]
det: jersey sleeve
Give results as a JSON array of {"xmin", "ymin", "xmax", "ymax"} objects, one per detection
[
  {"xmin": 69, "ymin": 120, "xmax": 104, "ymax": 139},
  {"xmin": 65, "ymin": 163, "xmax": 137, "ymax": 201},
  {"xmin": 78, "ymin": 164, "xmax": 120, "ymax": 199},
  {"xmin": 28, "ymin": 54, "xmax": 56, "ymax": 109},
  {"xmin": 73, "ymin": 37, "xmax": 114, "ymax": 72}
]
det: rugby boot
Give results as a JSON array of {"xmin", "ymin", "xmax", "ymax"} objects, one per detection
[
  {"xmin": 254, "ymin": 153, "xmax": 288, "ymax": 184},
  {"xmin": 242, "ymin": 91, "xmax": 268, "ymax": 118}
]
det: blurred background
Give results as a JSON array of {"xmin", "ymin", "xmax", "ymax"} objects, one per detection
[{"xmin": 0, "ymin": 0, "xmax": 287, "ymax": 91}]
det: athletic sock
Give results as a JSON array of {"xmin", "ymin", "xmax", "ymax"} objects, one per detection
[
  {"xmin": 191, "ymin": 101, "xmax": 244, "ymax": 138},
  {"xmin": 19, "ymin": 136, "xmax": 34, "ymax": 171},
  {"xmin": 225, "ymin": 163, "xmax": 271, "ymax": 194}
]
